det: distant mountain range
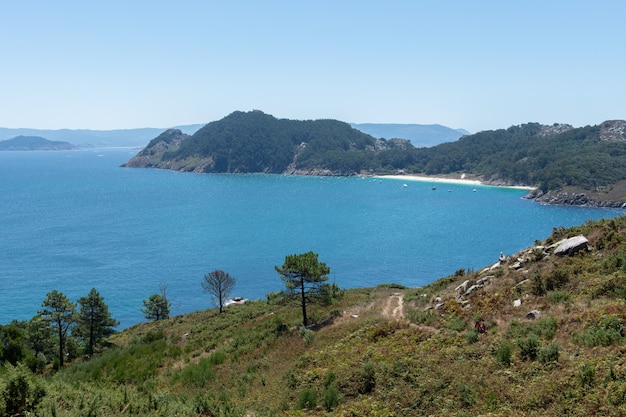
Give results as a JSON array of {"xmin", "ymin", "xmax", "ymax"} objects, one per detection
[
  {"xmin": 350, "ymin": 123, "xmax": 469, "ymax": 147},
  {"xmin": 0, "ymin": 121, "xmax": 465, "ymax": 149}
]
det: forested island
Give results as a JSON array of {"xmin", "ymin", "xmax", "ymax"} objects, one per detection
[
  {"xmin": 124, "ymin": 111, "xmax": 626, "ymax": 207},
  {"xmin": 0, "ymin": 135, "xmax": 77, "ymax": 151}
]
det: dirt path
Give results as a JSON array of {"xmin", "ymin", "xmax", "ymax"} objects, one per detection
[{"xmin": 382, "ymin": 292, "xmax": 405, "ymax": 320}]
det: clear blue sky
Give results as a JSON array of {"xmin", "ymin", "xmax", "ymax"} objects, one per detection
[{"xmin": 1, "ymin": 1, "xmax": 624, "ymax": 133}]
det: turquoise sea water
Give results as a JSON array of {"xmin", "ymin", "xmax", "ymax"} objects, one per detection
[{"xmin": 0, "ymin": 148, "xmax": 622, "ymax": 328}]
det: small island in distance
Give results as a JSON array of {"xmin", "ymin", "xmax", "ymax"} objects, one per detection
[{"xmin": 0, "ymin": 135, "xmax": 78, "ymax": 151}]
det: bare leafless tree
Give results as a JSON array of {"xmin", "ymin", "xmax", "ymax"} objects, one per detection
[{"xmin": 201, "ymin": 270, "xmax": 236, "ymax": 313}]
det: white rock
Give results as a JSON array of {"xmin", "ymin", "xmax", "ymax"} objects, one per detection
[
  {"xmin": 550, "ymin": 235, "xmax": 588, "ymax": 256},
  {"xmin": 455, "ymin": 280, "xmax": 470, "ymax": 293},
  {"xmin": 464, "ymin": 284, "xmax": 484, "ymax": 296}
]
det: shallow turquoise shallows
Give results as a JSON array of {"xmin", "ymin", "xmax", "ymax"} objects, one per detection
[{"xmin": 0, "ymin": 149, "xmax": 622, "ymax": 328}]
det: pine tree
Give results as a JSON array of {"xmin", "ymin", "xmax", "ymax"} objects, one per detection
[
  {"xmin": 39, "ymin": 290, "xmax": 76, "ymax": 367},
  {"xmin": 275, "ymin": 251, "xmax": 330, "ymax": 326},
  {"xmin": 76, "ymin": 288, "xmax": 118, "ymax": 356}
]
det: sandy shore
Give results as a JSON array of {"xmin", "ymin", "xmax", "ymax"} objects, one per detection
[{"xmin": 374, "ymin": 174, "xmax": 536, "ymax": 191}]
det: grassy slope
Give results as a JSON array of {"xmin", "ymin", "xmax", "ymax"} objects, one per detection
[{"xmin": 42, "ymin": 216, "xmax": 626, "ymax": 416}]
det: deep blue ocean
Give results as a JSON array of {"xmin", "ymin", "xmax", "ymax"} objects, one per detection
[{"xmin": 1, "ymin": 148, "xmax": 622, "ymax": 329}]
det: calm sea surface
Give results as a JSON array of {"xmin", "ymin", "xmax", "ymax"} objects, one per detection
[{"xmin": 0, "ymin": 149, "xmax": 622, "ymax": 328}]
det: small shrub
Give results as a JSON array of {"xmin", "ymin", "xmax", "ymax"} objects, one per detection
[
  {"xmin": 518, "ymin": 334, "xmax": 539, "ymax": 361},
  {"xmin": 209, "ymin": 349, "xmax": 226, "ymax": 365},
  {"xmin": 141, "ymin": 330, "xmax": 166, "ymax": 344},
  {"xmin": 538, "ymin": 343, "xmax": 559, "ymax": 364},
  {"xmin": 496, "ymin": 341, "xmax": 512, "ymax": 367},
  {"xmin": 532, "ymin": 247, "xmax": 546, "ymax": 261},
  {"xmin": 535, "ymin": 317, "xmax": 558, "ymax": 340},
  {"xmin": 320, "ymin": 283, "xmax": 344, "ymax": 305},
  {"xmin": 578, "ymin": 363, "xmax": 595, "ymax": 387},
  {"xmin": 0, "ymin": 363, "xmax": 46, "ymax": 416},
  {"xmin": 509, "ymin": 317, "xmax": 557, "ymax": 340},
  {"xmin": 297, "ymin": 388, "xmax": 317, "ymax": 409},
  {"xmin": 324, "ymin": 371, "xmax": 336, "ymax": 388},
  {"xmin": 531, "ymin": 272, "xmax": 546, "ymax": 296},
  {"xmin": 548, "ymin": 290, "xmax": 571, "ymax": 304},
  {"xmin": 574, "ymin": 315, "xmax": 623, "ymax": 347},
  {"xmin": 194, "ymin": 392, "xmax": 242, "ymax": 417},
  {"xmin": 408, "ymin": 309, "xmax": 437, "ymax": 326},
  {"xmin": 272, "ymin": 318, "xmax": 290, "ymax": 337},
  {"xmin": 323, "ymin": 384, "xmax": 341, "ymax": 411},
  {"xmin": 284, "ymin": 369, "xmax": 297, "ymax": 389},
  {"xmin": 465, "ymin": 329, "xmax": 479, "ymax": 344},
  {"xmin": 359, "ymin": 362, "xmax": 377, "ymax": 394},
  {"xmin": 446, "ymin": 314, "xmax": 467, "ymax": 332},
  {"xmin": 377, "ymin": 283, "xmax": 407, "ymax": 289},
  {"xmin": 545, "ymin": 268, "xmax": 570, "ymax": 291},
  {"xmin": 175, "ymin": 356, "xmax": 215, "ymax": 388},
  {"xmin": 457, "ymin": 383, "xmax": 476, "ymax": 407},
  {"xmin": 299, "ymin": 328, "xmax": 315, "ymax": 345}
]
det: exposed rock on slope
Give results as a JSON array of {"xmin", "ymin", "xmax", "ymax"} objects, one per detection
[
  {"xmin": 600, "ymin": 120, "xmax": 626, "ymax": 141},
  {"xmin": 122, "ymin": 129, "xmax": 190, "ymax": 168}
]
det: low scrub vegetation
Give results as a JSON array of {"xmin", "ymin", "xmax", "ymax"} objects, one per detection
[{"xmin": 1, "ymin": 216, "xmax": 626, "ymax": 415}]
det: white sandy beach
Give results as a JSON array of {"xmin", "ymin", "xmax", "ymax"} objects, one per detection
[{"xmin": 374, "ymin": 174, "xmax": 536, "ymax": 190}]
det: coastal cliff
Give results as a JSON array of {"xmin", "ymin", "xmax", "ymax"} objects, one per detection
[{"xmin": 524, "ymin": 189, "xmax": 626, "ymax": 209}]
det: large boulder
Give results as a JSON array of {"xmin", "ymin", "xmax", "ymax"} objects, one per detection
[{"xmin": 550, "ymin": 235, "xmax": 589, "ymax": 256}]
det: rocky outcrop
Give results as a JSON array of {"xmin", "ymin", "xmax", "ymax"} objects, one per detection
[
  {"xmin": 549, "ymin": 235, "xmax": 589, "ymax": 256},
  {"xmin": 122, "ymin": 129, "xmax": 189, "ymax": 168},
  {"xmin": 600, "ymin": 120, "xmax": 626, "ymax": 142},
  {"xmin": 525, "ymin": 190, "xmax": 626, "ymax": 209},
  {"xmin": 538, "ymin": 123, "xmax": 574, "ymax": 137}
]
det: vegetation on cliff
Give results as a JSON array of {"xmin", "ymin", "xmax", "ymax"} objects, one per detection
[
  {"xmin": 124, "ymin": 112, "xmax": 626, "ymax": 204},
  {"xmin": 415, "ymin": 121, "xmax": 626, "ymax": 197},
  {"xmin": 123, "ymin": 110, "xmax": 412, "ymax": 176},
  {"xmin": 2, "ymin": 215, "xmax": 626, "ymax": 416}
]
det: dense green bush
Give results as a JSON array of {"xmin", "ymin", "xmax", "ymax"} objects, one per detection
[
  {"xmin": 323, "ymin": 384, "xmax": 341, "ymax": 411},
  {"xmin": 446, "ymin": 314, "xmax": 467, "ymax": 332},
  {"xmin": 518, "ymin": 334, "xmax": 539, "ymax": 361},
  {"xmin": 578, "ymin": 363, "xmax": 596, "ymax": 387},
  {"xmin": 407, "ymin": 308, "xmax": 438, "ymax": 326},
  {"xmin": 538, "ymin": 343, "xmax": 559, "ymax": 364},
  {"xmin": 359, "ymin": 362, "xmax": 377, "ymax": 394},
  {"xmin": 507, "ymin": 317, "xmax": 557, "ymax": 340},
  {"xmin": 574, "ymin": 315, "xmax": 624, "ymax": 346},
  {"xmin": 496, "ymin": 341, "xmax": 512, "ymax": 366},
  {"xmin": 297, "ymin": 388, "xmax": 317, "ymax": 409},
  {"xmin": 0, "ymin": 363, "xmax": 46, "ymax": 416}
]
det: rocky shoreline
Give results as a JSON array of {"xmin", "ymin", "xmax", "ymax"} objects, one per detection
[{"xmin": 524, "ymin": 189, "xmax": 626, "ymax": 209}]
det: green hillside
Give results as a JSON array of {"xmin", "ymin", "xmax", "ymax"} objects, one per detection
[
  {"xmin": 124, "ymin": 112, "xmax": 626, "ymax": 205},
  {"xmin": 414, "ymin": 121, "xmax": 626, "ymax": 202},
  {"xmin": 3, "ymin": 215, "xmax": 626, "ymax": 416},
  {"xmin": 123, "ymin": 110, "xmax": 412, "ymax": 176}
]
